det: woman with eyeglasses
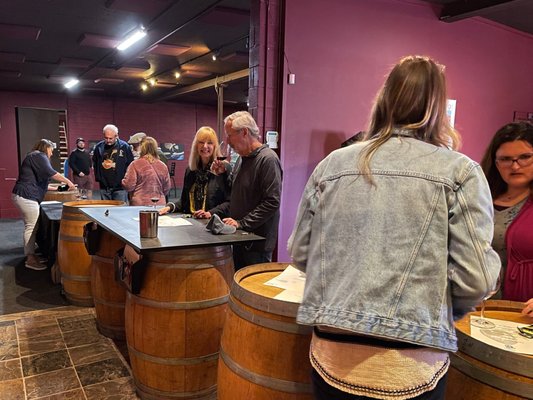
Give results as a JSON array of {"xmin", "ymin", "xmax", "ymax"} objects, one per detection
[{"xmin": 480, "ymin": 122, "xmax": 533, "ymax": 302}]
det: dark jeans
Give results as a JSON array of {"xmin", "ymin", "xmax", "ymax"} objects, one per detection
[
  {"xmin": 311, "ymin": 368, "xmax": 448, "ymax": 400},
  {"xmin": 232, "ymin": 244, "xmax": 272, "ymax": 271},
  {"xmin": 100, "ymin": 187, "xmax": 128, "ymax": 203}
]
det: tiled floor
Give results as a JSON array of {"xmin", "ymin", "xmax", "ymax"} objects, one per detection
[{"xmin": 0, "ymin": 306, "xmax": 140, "ymax": 399}]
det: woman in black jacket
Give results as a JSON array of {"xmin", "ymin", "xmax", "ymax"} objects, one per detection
[{"xmin": 159, "ymin": 126, "xmax": 230, "ymax": 218}]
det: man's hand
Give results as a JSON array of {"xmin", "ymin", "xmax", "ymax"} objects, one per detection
[{"xmin": 222, "ymin": 217, "xmax": 239, "ymax": 228}]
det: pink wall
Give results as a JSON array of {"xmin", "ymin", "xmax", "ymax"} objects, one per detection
[
  {"xmin": 0, "ymin": 91, "xmax": 220, "ymax": 217},
  {"xmin": 277, "ymin": 0, "xmax": 533, "ymax": 261}
]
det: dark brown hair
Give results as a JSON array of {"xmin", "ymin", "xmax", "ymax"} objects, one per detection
[{"xmin": 480, "ymin": 122, "xmax": 533, "ymax": 199}]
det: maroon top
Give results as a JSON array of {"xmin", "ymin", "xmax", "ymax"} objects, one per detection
[{"xmin": 122, "ymin": 157, "xmax": 171, "ymax": 206}]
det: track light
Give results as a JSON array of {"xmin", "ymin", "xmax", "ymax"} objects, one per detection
[
  {"xmin": 117, "ymin": 28, "xmax": 147, "ymax": 51},
  {"xmin": 64, "ymin": 78, "xmax": 79, "ymax": 89},
  {"xmin": 148, "ymin": 78, "xmax": 157, "ymax": 86},
  {"xmin": 174, "ymin": 71, "xmax": 181, "ymax": 79},
  {"xmin": 211, "ymin": 52, "xmax": 218, "ymax": 61},
  {"xmin": 141, "ymin": 83, "xmax": 148, "ymax": 91}
]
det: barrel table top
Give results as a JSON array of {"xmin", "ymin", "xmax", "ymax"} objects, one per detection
[{"xmin": 79, "ymin": 205, "xmax": 264, "ymax": 253}]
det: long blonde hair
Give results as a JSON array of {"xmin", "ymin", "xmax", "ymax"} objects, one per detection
[
  {"xmin": 188, "ymin": 126, "xmax": 219, "ymax": 171},
  {"xmin": 139, "ymin": 137, "xmax": 160, "ymax": 163},
  {"xmin": 360, "ymin": 55, "xmax": 460, "ymax": 182}
]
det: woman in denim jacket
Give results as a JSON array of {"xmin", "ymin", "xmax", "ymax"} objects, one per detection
[{"xmin": 288, "ymin": 56, "xmax": 500, "ymax": 400}]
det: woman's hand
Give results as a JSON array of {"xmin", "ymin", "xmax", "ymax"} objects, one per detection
[
  {"xmin": 522, "ymin": 298, "xmax": 533, "ymax": 319},
  {"xmin": 193, "ymin": 210, "xmax": 211, "ymax": 219},
  {"xmin": 159, "ymin": 206, "xmax": 171, "ymax": 215},
  {"xmin": 67, "ymin": 181, "xmax": 76, "ymax": 191}
]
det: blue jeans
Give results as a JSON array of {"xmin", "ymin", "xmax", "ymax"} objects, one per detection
[
  {"xmin": 100, "ymin": 187, "xmax": 129, "ymax": 203},
  {"xmin": 232, "ymin": 244, "xmax": 272, "ymax": 271}
]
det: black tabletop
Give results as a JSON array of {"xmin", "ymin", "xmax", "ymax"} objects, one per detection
[
  {"xmin": 79, "ymin": 206, "xmax": 264, "ymax": 253},
  {"xmin": 40, "ymin": 201, "xmax": 63, "ymax": 221}
]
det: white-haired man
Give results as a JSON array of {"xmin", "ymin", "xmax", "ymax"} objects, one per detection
[
  {"xmin": 212, "ymin": 111, "xmax": 282, "ymax": 270},
  {"xmin": 92, "ymin": 124, "xmax": 133, "ymax": 202}
]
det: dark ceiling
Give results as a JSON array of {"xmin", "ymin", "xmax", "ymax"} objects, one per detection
[
  {"xmin": 0, "ymin": 0, "xmax": 531, "ymax": 107},
  {"xmin": 0, "ymin": 0, "xmax": 250, "ymax": 106}
]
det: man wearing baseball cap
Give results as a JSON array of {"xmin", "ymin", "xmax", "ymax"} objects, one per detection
[{"xmin": 68, "ymin": 137, "xmax": 92, "ymax": 192}]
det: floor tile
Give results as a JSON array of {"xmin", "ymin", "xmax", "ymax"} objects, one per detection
[
  {"xmin": 0, "ymin": 378, "xmax": 26, "ymax": 400},
  {"xmin": 24, "ymin": 368, "xmax": 80, "ymax": 400},
  {"xmin": 32, "ymin": 388, "xmax": 85, "ymax": 399},
  {"xmin": 62, "ymin": 326, "xmax": 101, "ymax": 348},
  {"xmin": 84, "ymin": 376, "xmax": 140, "ymax": 399},
  {"xmin": 68, "ymin": 340, "xmax": 117, "ymax": 366},
  {"xmin": 0, "ymin": 321, "xmax": 17, "ymax": 341},
  {"xmin": 19, "ymin": 333, "xmax": 65, "ymax": 357},
  {"xmin": 21, "ymin": 350, "xmax": 71, "ymax": 377},
  {"xmin": 58, "ymin": 314, "xmax": 96, "ymax": 332},
  {"xmin": 0, "ymin": 359, "xmax": 22, "ymax": 381},
  {"xmin": 76, "ymin": 357, "xmax": 130, "ymax": 387},
  {"xmin": 0, "ymin": 340, "xmax": 20, "ymax": 361},
  {"xmin": 17, "ymin": 323, "xmax": 61, "ymax": 340}
]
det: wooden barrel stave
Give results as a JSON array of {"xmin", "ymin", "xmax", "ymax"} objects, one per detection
[
  {"xmin": 58, "ymin": 200, "xmax": 124, "ymax": 307},
  {"xmin": 446, "ymin": 300, "xmax": 533, "ymax": 400},
  {"xmin": 125, "ymin": 246, "xmax": 233, "ymax": 400},
  {"xmin": 91, "ymin": 229, "xmax": 126, "ymax": 339},
  {"xmin": 217, "ymin": 263, "xmax": 313, "ymax": 400}
]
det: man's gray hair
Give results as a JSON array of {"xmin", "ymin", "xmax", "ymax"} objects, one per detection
[
  {"xmin": 103, "ymin": 124, "xmax": 118, "ymax": 135},
  {"xmin": 224, "ymin": 111, "xmax": 260, "ymax": 139}
]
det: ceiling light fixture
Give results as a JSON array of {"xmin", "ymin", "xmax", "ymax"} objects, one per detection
[
  {"xmin": 117, "ymin": 28, "xmax": 147, "ymax": 51},
  {"xmin": 211, "ymin": 51, "xmax": 219, "ymax": 61},
  {"xmin": 174, "ymin": 71, "xmax": 181, "ymax": 79},
  {"xmin": 140, "ymin": 83, "xmax": 148, "ymax": 91},
  {"xmin": 148, "ymin": 78, "xmax": 157, "ymax": 86},
  {"xmin": 64, "ymin": 78, "xmax": 79, "ymax": 89}
]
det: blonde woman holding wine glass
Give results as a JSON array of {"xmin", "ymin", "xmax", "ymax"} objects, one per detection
[
  {"xmin": 159, "ymin": 126, "xmax": 231, "ymax": 218},
  {"xmin": 121, "ymin": 137, "xmax": 171, "ymax": 206},
  {"xmin": 481, "ymin": 122, "xmax": 533, "ymax": 302}
]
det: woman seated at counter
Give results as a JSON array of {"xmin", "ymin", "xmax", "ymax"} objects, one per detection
[
  {"xmin": 122, "ymin": 136, "xmax": 171, "ymax": 206},
  {"xmin": 12, "ymin": 139, "xmax": 76, "ymax": 270},
  {"xmin": 159, "ymin": 126, "xmax": 230, "ymax": 218}
]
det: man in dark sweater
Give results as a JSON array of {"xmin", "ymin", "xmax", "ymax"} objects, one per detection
[
  {"xmin": 68, "ymin": 137, "xmax": 92, "ymax": 191},
  {"xmin": 213, "ymin": 111, "xmax": 282, "ymax": 270},
  {"xmin": 92, "ymin": 124, "xmax": 134, "ymax": 202}
]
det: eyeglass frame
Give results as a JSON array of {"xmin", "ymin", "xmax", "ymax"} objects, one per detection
[{"xmin": 495, "ymin": 152, "xmax": 533, "ymax": 168}]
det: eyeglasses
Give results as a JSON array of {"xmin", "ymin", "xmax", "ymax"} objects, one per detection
[{"xmin": 495, "ymin": 153, "xmax": 533, "ymax": 168}]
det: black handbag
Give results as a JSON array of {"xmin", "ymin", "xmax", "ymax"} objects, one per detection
[
  {"xmin": 114, "ymin": 245, "xmax": 147, "ymax": 294},
  {"xmin": 83, "ymin": 222, "xmax": 101, "ymax": 255}
]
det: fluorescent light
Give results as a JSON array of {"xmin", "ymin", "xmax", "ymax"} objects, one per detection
[
  {"xmin": 117, "ymin": 28, "xmax": 147, "ymax": 51},
  {"xmin": 64, "ymin": 78, "xmax": 79, "ymax": 89}
]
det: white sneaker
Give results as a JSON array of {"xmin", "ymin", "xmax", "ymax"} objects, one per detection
[{"xmin": 25, "ymin": 258, "xmax": 47, "ymax": 271}]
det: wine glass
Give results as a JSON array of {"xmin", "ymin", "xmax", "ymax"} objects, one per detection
[
  {"xmin": 470, "ymin": 277, "xmax": 501, "ymax": 329},
  {"xmin": 80, "ymin": 189, "xmax": 88, "ymax": 200},
  {"xmin": 150, "ymin": 187, "xmax": 160, "ymax": 209},
  {"xmin": 217, "ymin": 141, "xmax": 229, "ymax": 161}
]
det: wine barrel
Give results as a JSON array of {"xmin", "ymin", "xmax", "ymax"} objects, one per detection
[
  {"xmin": 446, "ymin": 300, "xmax": 533, "ymax": 399},
  {"xmin": 91, "ymin": 228, "xmax": 126, "ymax": 340},
  {"xmin": 125, "ymin": 245, "xmax": 233, "ymax": 400},
  {"xmin": 217, "ymin": 263, "xmax": 313, "ymax": 400},
  {"xmin": 43, "ymin": 188, "xmax": 79, "ymax": 202},
  {"xmin": 57, "ymin": 200, "xmax": 124, "ymax": 306}
]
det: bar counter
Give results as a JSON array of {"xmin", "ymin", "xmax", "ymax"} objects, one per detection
[
  {"xmin": 79, "ymin": 205, "xmax": 264, "ymax": 400},
  {"xmin": 79, "ymin": 205, "xmax": 263, "ymax": 253}
]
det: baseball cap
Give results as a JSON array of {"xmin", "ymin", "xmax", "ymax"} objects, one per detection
[
  {"xmin": 128, "ymin": 132, "xmax": 147, "ymax": 144},
  {"xmin": 76, "ymin": 137, "xmax": 85, "ymax": 144}
]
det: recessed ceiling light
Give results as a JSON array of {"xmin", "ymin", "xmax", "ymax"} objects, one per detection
[
  {"xmin": 64, "ymin": 78, "xmax": 79, "ymax": 89},
  {"xmin": 117, "ymin": 28, "xmax": 147, "ymax": 51}
]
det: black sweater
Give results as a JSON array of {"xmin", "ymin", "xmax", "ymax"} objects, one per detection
[{"xmin": 68, "ymin": 149, "xmax": 91, "ymax": 176}]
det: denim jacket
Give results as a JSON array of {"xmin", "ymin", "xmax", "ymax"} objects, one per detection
[{"xmin": 288, "ymin": 136, "xmax": 501, "ymax": 352}]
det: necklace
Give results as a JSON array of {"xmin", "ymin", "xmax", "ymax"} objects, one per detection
[{"xmin": 500, "ymin": 190, "xmax": 530, "ymax": 203}]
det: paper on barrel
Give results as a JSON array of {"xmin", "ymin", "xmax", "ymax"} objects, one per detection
[
  {"xmin": 264, "ymin": 265, "xmax": 306, "ymax": 303},
  {"xmin": 470, "ymin": 317, "xmax": 533, "ymax": 355}
]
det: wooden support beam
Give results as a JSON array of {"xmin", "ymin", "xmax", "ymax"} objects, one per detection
[{"xmin": 440, "ymin": 0, "xmax": 519, "ymax": 22}]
